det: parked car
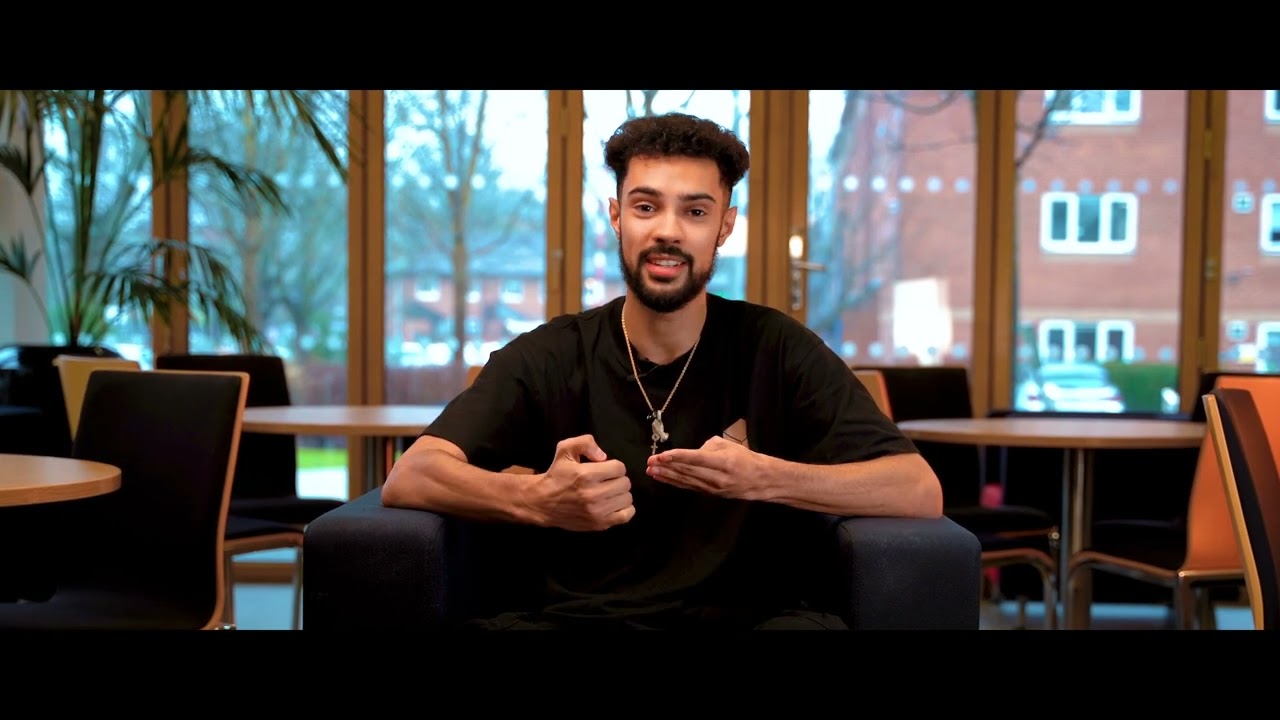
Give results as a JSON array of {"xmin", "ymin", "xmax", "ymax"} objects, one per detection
[{"xmin": 1014, "ymin": 362, "xmax": 1125, "ymax": 413}]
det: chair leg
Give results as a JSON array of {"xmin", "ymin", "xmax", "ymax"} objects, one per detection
[
  {"xmin": 1193, "ymin": 586, "xmax": 1218, "ymax": 630},
  {"xmin": 1065, "ymin": 563, "xmax": 1090, "ymax": 630},
  {"xmin": 291, "ymin": 547, "xmax": 304, "ymax": 630},
  {"xmin": 222, "ymin": 552, "xmax": 237, "ymax": 627},
  {"xmin": 1039, "ymin": 566, "xmax": 1058, "ymax": 630},
  {"xmin": 1173, "ymin": 579, "xmax": 1196, "ymax": 630}
]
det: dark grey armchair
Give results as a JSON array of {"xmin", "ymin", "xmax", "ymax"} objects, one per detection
[{"xmin": 303, "ymin": 488, "xmax": 983, "ymax": 630}]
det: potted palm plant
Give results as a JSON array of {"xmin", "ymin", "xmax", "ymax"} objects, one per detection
[{"xmin": 0, "ymin": 89, "xmax": 347, "ymax": 453}]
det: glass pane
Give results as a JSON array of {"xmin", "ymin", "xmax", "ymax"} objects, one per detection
[
  {"xmin": 187, "ymin": 90, "xmax": 350, "ymax": 500},
  {"xmin": 1, "ymin": 91, "xmax": 154, "ymax": 361},
  {"xmin": 1218, "ymin": 90, "xmax": 1280, "ymax": 374},
  {"xmin": 806, "ymin": 90, "xmax": 977, "ymax": 369},
  {"xmin": 581, "ymin": 90, "xmax": 750, "ymax": 310},
  {"xmin": 384, "ymin": 90, "xmax": 548, "ymax": 401},
  {"xmin": 1013, "ymin": 89, "xmax": 1186, "ymax": 414}
]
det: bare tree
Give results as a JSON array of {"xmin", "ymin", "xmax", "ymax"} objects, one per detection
[
  {"xmin": 808, "ymin": 90, "xmax": 1079, "ymax": 349},
  {"xmin": 385, "ymin": 90, "xmax": 541, "ymax": 370}
]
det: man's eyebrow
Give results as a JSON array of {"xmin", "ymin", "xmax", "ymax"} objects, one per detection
[{"xmin": 626, "ymin": 186, "xmax": 718, "ymax": 203}]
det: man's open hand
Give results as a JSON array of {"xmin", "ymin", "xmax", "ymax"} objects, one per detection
[{"xmin": 646, "ymin": 435, "xmax": 766, "ymax": 500}]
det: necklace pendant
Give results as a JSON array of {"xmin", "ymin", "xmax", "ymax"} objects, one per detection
[{"xmin": 650, "ymin": 410, "xmax": 669, "ymax": 444}]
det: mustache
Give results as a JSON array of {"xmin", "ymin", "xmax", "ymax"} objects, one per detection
[{"xmin": 638, "ymin": 245, "xmax": 694, "ymax": 264}]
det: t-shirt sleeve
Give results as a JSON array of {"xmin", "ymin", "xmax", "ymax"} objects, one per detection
[
  {"xmin": 779, "ymin": 328, "xmax": 918, "ymax": 465},
  {"xmin": 419, "ymin": 344, "xmax": 539, "ymax": 472}
]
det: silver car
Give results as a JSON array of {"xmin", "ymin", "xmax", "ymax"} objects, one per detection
[{"xmin": 1016, "ymin": 362, "xmax": 1125, "ymax": 413}]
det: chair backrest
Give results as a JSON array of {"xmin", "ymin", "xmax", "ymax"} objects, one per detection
[
  {"xmin": 66, "ymin": 369, "xmax": 248, "ymax": 629},
  {"xmin": 1206, "ymin": 386, "xmax": 1280, "ymax": 630},
  {"xmin": 852, "ymin": 365, "xmax": 981, "ymax": 507},
  {"xmin": 154, "ymin": 353, "xmax": 297, "ymax": 499},
  {"xmin": 1182, "ymin": 374, "xmax": 1280, "ymax": 572},
  {"xmin": 1188, "ymin": 370, "xmax": 1280, "ymax": 422},
  {"xmin": 53, "ymin": 355, "xmax": 142, "ymax": 441},
  {"xmin": 851, "ymin": 368, "xmax": 892, "ymax": 419}
]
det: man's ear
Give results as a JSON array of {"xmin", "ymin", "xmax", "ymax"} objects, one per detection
[
  {"xmin": 608, "ymin": 197, "xmax": 621, "ymax": 237},
  {"xmin": 718, "ymin": 206, "xmax": 738, "ymax": 247}
]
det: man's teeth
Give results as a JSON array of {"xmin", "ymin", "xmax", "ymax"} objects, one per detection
[{"xmin": 651, "ymin": 259, "xmax": 681, "ymax": 267}]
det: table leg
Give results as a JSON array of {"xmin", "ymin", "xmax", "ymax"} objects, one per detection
[
  {"xmin": 362, "ymin": 436, "xmax": 393, "ymax": 496},
  {"xmin": 1062, "ymin": 447, "xmax": 1095, "ymax": 630}
]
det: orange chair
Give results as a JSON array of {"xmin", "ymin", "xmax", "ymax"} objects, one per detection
[
  {"xmin": 1206, "ymin": 384, "xmax": 1280, "ymax": 630},
  {"xmin": 852, "ymin": 368, "xmax": 893, "ymax": 419},
  {"xmin": 1067, "ymin": 374, "xmax": 1280, "ymax": 628}
]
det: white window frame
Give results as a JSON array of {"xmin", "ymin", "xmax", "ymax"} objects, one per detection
[
  {"xmin": 1038, "ymin": 319, "xmax": 1076, "ymax": 363},
  {"xmin": 1039, "ymin": 191, "xmax": 1138, "ymax": 254},
  {"xmin": 1095, "ymin": 320, "xmax": 1136, "ymax": 363},
  {"xmin": 1261, "ymin": 193, "xmax": 1280, "ymax": 254},
  {"xmin": 1265, "ymin": 90, "xmax": 1280, "ymax": 123},
  {"xmin": 1044, "ymin": 90, "xmax": 1142, "ymax": 125},
  {"xmin": 1257, "ymin": 322, "xmax": 1280, "ymax": 346},
  {"xmin": 1038, "ymin": 319, "xmax": 1134, "ymax": 364},
  {"xmin": 1257, "ymin": 322, "xmax": 1280, "ymax": 371}
]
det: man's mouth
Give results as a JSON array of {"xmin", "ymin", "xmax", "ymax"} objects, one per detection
[{"xmin": 644, "ymin": 255, "xmax": 687, "ymax": 279}]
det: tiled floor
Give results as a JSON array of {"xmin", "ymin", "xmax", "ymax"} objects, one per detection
[{"xmin": 228, "ymin": 578, "xmax": 1256, "ymax": 630}]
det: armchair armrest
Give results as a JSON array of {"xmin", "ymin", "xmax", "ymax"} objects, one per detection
[
  {"xmin": 826, "ymin": 514, "xmax": 982, "ymax": 630},
  {"xmin": 303, "ymin": 489, "xmax": 457, "ymax": 630},
  {"xmin": 303, "ymin": 490, "xmax": 982, "ymax": 630}
]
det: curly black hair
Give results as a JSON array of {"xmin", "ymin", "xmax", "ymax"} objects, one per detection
[{"xmin": 604, "ymin": 112, "xmax": 750, "ymax": 200}]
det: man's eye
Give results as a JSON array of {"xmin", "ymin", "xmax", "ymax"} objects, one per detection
[{"xmin": 689, "ymin": 208, "xmax": 706, "ymax": 217}]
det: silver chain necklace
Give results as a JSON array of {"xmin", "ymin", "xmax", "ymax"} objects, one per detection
[{"xmin": 621, "ymin": 302, "xmax": 699, "ymax": 455}]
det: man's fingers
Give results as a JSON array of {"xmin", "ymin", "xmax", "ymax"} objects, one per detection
[
  {"xmin": 577, "ymin": 459, "xmax": 628, "ymax": 483},
  {"xmin": 556, "ymin": 434, "xmax": 607, "ymax": 462},
  {"xmin": 653, "ymin": 461, "xmax": 718, "ymax": 484},
  {"xmin": 606, "ymin": 505, "xmax": 637, "ymax": 526},
  {"xmin": 653, "ymin": 448, "xmax": 728, "ymax": 471}
]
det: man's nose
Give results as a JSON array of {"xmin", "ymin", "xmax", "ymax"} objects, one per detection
[{"xmin": 654, "ymin": 209, "xmax": 683, "ymax": 244}]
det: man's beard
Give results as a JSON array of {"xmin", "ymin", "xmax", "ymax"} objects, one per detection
[{"xmin": 618, "ymin": 240, "xmax": 717, "ymax": 314}]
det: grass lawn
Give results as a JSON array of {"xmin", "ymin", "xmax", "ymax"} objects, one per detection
[{"xmin": 298, "ymin": 447, "xmax": 348, "ymax": 470}]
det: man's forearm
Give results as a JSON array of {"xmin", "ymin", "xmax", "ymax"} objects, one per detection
[
  {"xmin": 382, "ymin": 447, "xmax": 538, "ymax": 525},
  {"xmin": 756, "ymin": 451, "xmax": 943, "ymax": 519}
]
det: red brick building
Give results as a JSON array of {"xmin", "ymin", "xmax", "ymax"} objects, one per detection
[{"xmin": 828, "ymin": 90, "xmax": 1280, "ymax": 393}]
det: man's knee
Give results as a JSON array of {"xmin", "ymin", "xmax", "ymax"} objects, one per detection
[{"xmin": 753, "ymin": 610, "xmax": 848, "ymax": 630}]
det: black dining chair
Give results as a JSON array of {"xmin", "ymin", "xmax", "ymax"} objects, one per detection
[
  {"xmin": 155, "ymin": 353, "xmax": 343, "ymax": 628},
  {"xmin": 852, "ymin": 364, "xmax": 1060, "ymax": 628},
  {"xmin": 0, "ymin": 369, "xmax": 248, "ymax": 630}
]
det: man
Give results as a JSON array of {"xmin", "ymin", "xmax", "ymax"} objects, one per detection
[{"xmin": 382, "ymin": 112, "xmax": 942, "ymax": 630}]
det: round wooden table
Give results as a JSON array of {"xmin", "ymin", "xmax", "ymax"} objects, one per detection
[
  {"xmin": 896, "ymin": 416, "xmax": 1206, "ymax": 629},
  {"xmin": 241, "ymin": 405, "xmax": 445, "ymax": 497},
  {"xmin": 0, "ymin": 453, "xmax": 122, "ymax": 507}
]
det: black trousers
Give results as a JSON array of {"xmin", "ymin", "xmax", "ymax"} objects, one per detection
[{"xmin": 465, "ymin": 607, "xmax": 848, "ymax": 631}]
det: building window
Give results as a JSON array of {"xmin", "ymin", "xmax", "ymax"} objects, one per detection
[
  {"xmin": 1045, "ymin": 90, "xmax": 1141, "ymax": 125},
  {"xmin": 1258, "ymin": 322, "xmax": 1280, "ymax": 372},
  {"xmin": 466, "ymin": 281, "xmax": 481, "ymax": 304},
  {"xmin": 1266, "ymin": 90, "xmax": 1280, "ymax": 123},
  {"xmin": 1040, "ymin": 191, "xmax": 1138, "ymax": 254},
  {"xmin": 1038, "ymin": 319, "xmax": 1135, "ymax": 364},
  {"xmin": 500, "ymin": 278, "xmax": 524, "ymax": 303},
  {"xmin": 413, "ymin": 276, "xmax": 441, "ymax": 303},
  {"xmin": 1261, "ymin": 193, "xmax": 1280, "ymax": 254}
]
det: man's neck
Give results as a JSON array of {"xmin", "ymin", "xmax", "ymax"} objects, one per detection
[{"xmin": 623, "ymin": 292, "xmax": 707, "ymax": 366}]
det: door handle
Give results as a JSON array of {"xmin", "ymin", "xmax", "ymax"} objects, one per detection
[{"xmin": 788, "ymin": 233, "xmax": 825, "ymax": 311}]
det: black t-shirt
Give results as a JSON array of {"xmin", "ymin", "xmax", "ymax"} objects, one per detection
[{"xmin": 422, "ymin": 293, "xmax": 917, "ymax": 626}]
